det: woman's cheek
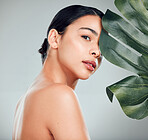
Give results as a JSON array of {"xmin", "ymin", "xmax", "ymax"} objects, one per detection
[{"xmin": 57, "ymin": 44, "xmax": 76, "ymax": 69}]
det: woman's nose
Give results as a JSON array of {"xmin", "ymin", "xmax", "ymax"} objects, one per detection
[{"xmin": 90, "ymin": 47, "xmax": 101, "ymax": 58}]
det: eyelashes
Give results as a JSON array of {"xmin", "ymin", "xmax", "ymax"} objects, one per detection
[{"xmin": 81, "ymin": 35, "xmax": 91, "ymax": 41}]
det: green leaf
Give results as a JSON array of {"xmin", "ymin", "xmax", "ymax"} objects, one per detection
[
  {"xmin": 115, "ymin": 0, "xmax": 148, "ymax": 34},
  {"xmin": 100, "ymin": 28, "xmax": 148, "ymax": 75},
  {"xmin": 107, "ymin": 76, "xmax": 148, "ymax": 119},
  {"xmin": 99, "ymin": 0, "xmax": 148, "ymax": 119}
]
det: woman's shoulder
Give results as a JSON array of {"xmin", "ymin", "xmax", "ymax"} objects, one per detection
[
  {"xmin": 24, "ymin": 83, "xmax": 89, "ymax": 140},
  {"xmin": 23, "ymin": 83, "xmax": 79, "ymax": 125},
  {"xmin": 25, "ymin": 83, "xmax": 78, "ymax": 111},
  {"xmin": 24, "ymin": 83, "xmax": 80, "ymax": 125},
  {"xmin": 30, "ymin": 83, "xmax": 76, "ymax": 99}
]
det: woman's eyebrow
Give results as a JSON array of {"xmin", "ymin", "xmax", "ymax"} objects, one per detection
[{"xmin": 79, "ymin": 27, "xmax": 98, "ymax": 36}]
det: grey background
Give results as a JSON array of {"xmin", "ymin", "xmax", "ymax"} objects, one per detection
[{"xmin": 0, "ymin": 0, "xmax": 148, "ymax": 140}]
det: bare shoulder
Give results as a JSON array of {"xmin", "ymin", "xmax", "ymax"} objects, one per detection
[
  {"xmin": 25, "ymin": 84, "xmax": 90, "ymax": 140},
  {"xmin": 44, "ymin": 83, "xmax": 76, "ymax": 97},
  {"xmin": 46, "ymin": 83, "xmax": 78, "ymax": 103},
  {"xmin": 26, "ymin": 83, "xmax": 78, "ymax": 107},
  {"xmin": 27, "ymin": 83, "xmax": 80, "ymax": 118},
  {"xmin": 24, "ymin": 83, "xmax": 79, "ymax": 122}
]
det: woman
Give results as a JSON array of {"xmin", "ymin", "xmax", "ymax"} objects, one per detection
[{"xmin": 12, "ymin": 5, "xmax": 104, "ymax": 140}]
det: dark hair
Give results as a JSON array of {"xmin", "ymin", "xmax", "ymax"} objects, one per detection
[{"xmin": 38, "ymin": 5, "xmax": 104, "ymax": 64}]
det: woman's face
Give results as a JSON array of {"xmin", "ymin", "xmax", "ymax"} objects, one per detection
[{"xmin": 57, "ymin": 15, "xmax": 103, "ymax": 80}]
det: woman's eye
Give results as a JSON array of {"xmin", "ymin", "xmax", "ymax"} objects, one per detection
[{"xmin": 81, "ymin": 35, "xmax": 91, "ymax": 41}]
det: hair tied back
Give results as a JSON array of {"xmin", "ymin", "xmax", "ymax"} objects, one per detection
[
  {"xmin": 38, "ymin": 38, "xmax": 49, "ymax": 64},
  {"xmin": 38, "ymin": 38, "xmax": 49, "ymax": 55}
]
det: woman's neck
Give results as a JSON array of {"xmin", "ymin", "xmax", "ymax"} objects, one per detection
[{"xmin": 40, "ymin": 49, "xmax": 79, "ymax": 90}]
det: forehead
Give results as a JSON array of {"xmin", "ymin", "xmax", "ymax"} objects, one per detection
[{"xmin": 68, "ymin": 15, "xmax": 102, "ymax": 31}]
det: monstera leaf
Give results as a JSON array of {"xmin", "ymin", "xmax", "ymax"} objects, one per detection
[{"xmin": 99, "ymin": 0, "xmax": 148, "ymax": 119}]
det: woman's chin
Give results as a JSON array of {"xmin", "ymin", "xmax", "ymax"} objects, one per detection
[
  {"xmin": 80, "ymin": 77, "xmax": 89, "ymax": 80},
  {"xmin": 78, "ymin": 71, "xmax": 93, "ymax": 80}
]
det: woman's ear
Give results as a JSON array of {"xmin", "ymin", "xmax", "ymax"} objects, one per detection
[{"xmin": 47, "ymin": 29, "xmax": 61, "ymax": 49}]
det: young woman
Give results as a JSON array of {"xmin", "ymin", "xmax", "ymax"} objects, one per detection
[{"xmin": 12, "ymin": 5, "xmax": 104, "ymax": 140}]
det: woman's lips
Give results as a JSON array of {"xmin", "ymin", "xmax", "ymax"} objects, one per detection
[{"xmin": 82, "ymin": 60, "xmax": 96, "ymax": 71}]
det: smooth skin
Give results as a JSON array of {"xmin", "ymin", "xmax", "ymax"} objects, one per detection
[{"xmin": 12, "ymin": 15, "xmax": 103, "ymax": 140}]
